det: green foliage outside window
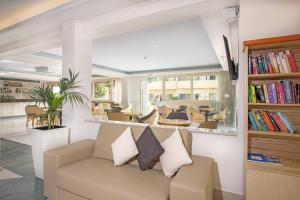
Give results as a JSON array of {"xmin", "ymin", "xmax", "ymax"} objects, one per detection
[{"xmin": 95, "ymin": 84, "xmax": 108, "ymax": 99}]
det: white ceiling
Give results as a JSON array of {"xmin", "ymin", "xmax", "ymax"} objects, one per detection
[
  {"xmin": 0, "ymin": 0, "xmax": 71, "ymax": 31},
  {"xmin": 41, "ymin": 17, "xmax": 220, "ymax": 72},
  {"xmin": 92, "ymin": 17, "xmax": 219, "ymax": 71},
  {"xmin": 0, "ymin": 0, "xmax": 237, "ymax": 80}
]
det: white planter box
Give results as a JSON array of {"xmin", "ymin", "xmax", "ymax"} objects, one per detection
[{"xmin": 31, "ymin": 126, "xmax": 69, "ymax": 179}]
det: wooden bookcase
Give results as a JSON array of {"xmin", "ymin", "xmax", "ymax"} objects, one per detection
[{"xmin": 244, "ymin": 34, "xmax": 300, "ymax": 200}]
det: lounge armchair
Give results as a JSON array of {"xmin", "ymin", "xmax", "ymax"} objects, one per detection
[
  {"xmin": 157, "ymin": 106, "xmax": 172, "ymax": 119},
  {"xmin": 188, "ymin": 107, "xmax": 205, "ymax": 122},
  {"xmin": 135, "ymin": 109, "xmax": 157, "ymax": 125},
  {"xmin": 107, "ymin": 111, "xmax": 130, "ymax": 122}
]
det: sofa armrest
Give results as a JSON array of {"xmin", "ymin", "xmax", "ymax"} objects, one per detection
[
  {"xmin": 44, "ymin": 139, "xmax": 95, "ymax": 200},
  {"xmin": 170, "ymin": 155, "xmax": 214, "ymax": 200}
]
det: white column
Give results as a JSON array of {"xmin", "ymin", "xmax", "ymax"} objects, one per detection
[{"xmin": 62, "ymin": 21, "xmax": 92, "ymax": 143}]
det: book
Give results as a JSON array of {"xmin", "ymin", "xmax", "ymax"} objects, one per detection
[
  {"xmin": 248, "ymin": 153, "xmax": 281, "ymax": 165},
  {"xmin": 248, "ymin": 113, "xmax": 258, "ymax": 130},
  {"xmin": 280, "ymin": 112, "xmax": 297, "ymax": 133},
  {"xmin": 266, "ymin": 57, "xmax": 274, "ymax": 74},
  {"xmin": 256, "ymin": 85, "xmax": 265, "ymax": 103},
  {"xmin": 283, "ymin": 80, "xmax": 292, "ymax": 103},
  {"xmin": 251, "ymin": 57, "xmax": 258, "ymax": 74},
  {"xmin": 285, "ymin": 49, "xmax": 298, "ymax": 72},
  {"xmin": 283, "ymin": 53, "xmax": 292, "ymax": 72},
  {"xmin": 277, "ymin": 112, "xmax": 296, "ymax": 133},
  {"xmin": 262, "ymin": 111, "xmax": 275, "ymax": 131},
  {"xmin": 251, "ymin": 111, "xmax": 262, "ymax": 130},
  {"xmin": 271, "ymin": 83, "xmax": 278, "ymax": 104},
  {"xmin": 248, "ymin": 54, "xmax": 252, "ymax": 75},
  {"xmin": 268, "ymin": 52, "xmax": 280, "ymax": 73},
  {"xmin": 250, "ymin": 85, "xmax": 257, "ymax": 103},
  {"xmin": 279, "ymin": 51, "xmax": 290, "ymax": 73},
  {"xmin": 276, "ymin": 54, "xmax": 284, "ymax": 73},
  {"xmin": 279, "ymin": 81, "xmax": 286, "ymax": 103},
  {"xmin": 258, "ymin": 112, "xmax": 269, "ymax": 131},
  {"xmin": 272, "ymin": 113, "xmax": 288, "ymax": 132},
  {"xmin": 257, "ymin": 57, "xmax": 263, "ymax": 74},
  {"xmin": 267, "ymin": 83, "xmax": 274, "ymax": 103},
  {"xmin": 263, "ymin": 84, "xmax": 269, "ymax": 103},
  {"xmin": 266, "ymin": 111, "xmax": 280, "ymax": 131}
]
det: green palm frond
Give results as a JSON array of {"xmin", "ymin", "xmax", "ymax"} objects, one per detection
[{"xmin": 30, "ymin": 68, "xmax": 87, "ymax": 129}]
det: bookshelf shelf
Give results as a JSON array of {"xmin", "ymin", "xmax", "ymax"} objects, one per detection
[
  {"xmin": 248, "ymin": 72, "xmax": 300, "ymax": 80},
  {"xmin": 247, "ymin": 159, "xmax": 300, "ymax": 176},
  {"xmin": 248, "ymin": 130, "xmax": 300, "ymax": 141},
  {"xmin": 248, "ymin": 103, "xmax": 300, "ymax": 108}
]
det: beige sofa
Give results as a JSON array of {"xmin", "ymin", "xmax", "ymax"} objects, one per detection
[{"xmin": 44, "ymin": 122, "xmax": 214, "ymax": 200}]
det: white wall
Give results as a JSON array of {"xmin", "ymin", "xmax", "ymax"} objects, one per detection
[{"xmin": 239, "ymin": 0, "xmax": 300, "ymax": 41}]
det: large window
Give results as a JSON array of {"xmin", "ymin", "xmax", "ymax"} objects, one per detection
[
  {"xmin": 147, "ymin": 76, "xmax": 163, "ymax": 102},
  {"xmin": 146, "ymin": 74, "xmax": 218, "ymax": 103},
  {"xmin": 193, "ymin": 75, "xmax": 217, "ymax": 100},
  {"xmin": 141, "ymin": 72, "xmax": 236, "ymax": 129},
  {"xmin": 164, "ymin": 76, "xmax": 192, "ymax": 101},
  {"xmin": 92, "ymin": 79, "xmax": 122, "ymax": 103}
]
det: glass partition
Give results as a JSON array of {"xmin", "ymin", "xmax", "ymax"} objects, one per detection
[{"xmin": 140, "ymin": 72, "xmax": 237, "ymax": 133}]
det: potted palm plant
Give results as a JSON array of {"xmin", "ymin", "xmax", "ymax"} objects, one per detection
[{"xmin": 30, "ymin": 69, "xmax": 87, "ymax": 179}]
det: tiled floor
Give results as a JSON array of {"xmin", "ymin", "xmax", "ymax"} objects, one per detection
[{"xmin": 0, "ymin": 139, "xmax": 46, "ymax": 200}]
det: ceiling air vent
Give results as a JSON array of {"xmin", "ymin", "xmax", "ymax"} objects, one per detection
[{"xmin": 35, "ymin": 66, "xmax": 48, "ymax": 73}]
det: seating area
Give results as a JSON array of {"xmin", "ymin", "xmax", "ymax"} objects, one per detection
[
  {"xmin": 91, "ymin": 102, "xmax": 226, "ymax": 130},
  {"xmin": 44, "ymin": 122, "xmax": 214, "ymax": 200}
]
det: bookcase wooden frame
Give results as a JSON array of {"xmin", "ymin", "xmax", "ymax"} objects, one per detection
[{"xmin": 244, "ymin": 34, "xmax": 300, "ymax": 200}]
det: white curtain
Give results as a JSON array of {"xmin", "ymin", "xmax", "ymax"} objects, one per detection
[{"xmin": 114, "ymin": 80, "xmax": 122, "ymax": 104}]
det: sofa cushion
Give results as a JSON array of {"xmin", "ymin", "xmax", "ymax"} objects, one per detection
[
  {"xmin": 160, "ymin": 129, "xmax": 192, "ymax": 177},
  {"xmin": 57, "ymin": 157, "xmax": 171, "ymax": 200},
  {"xmin": 111, "ymin": 127, "xmax": 139, "ymax": 166},
  {"xmin": 93, "ymin": 122, "xmax": 192, "ymax": 171},
  {"xmin": 136, "ymin": 126, "xmax": 164, "ymax": 170}
]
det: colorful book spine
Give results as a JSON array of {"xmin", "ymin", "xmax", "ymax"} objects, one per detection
[
  {"xmin": 248, "ymin": 113, "xmax": 258, "ymax": 130},
  {"xmin": 277, "ymin": 112, "xmax": 295, "ymax": 133},
  {"xmin": 268, "ymin": 52, "xmax": 280, "ymax": 73},
  {"xmin": 276, "ymin": 54, "xmax": 284, "ymax": 73},
  {"xmin": 248, "ymin": 54, "xmax": 252, "ymax": 75},
  {"xmin": 272, "ymin": 113, "xmax": 288, "ymax": 132},
  {"xmin": 263, "ymin": 84, "xmax": 269, "ymax": 103},
  {"xmin": 262, "ymin": 111, "xmax": 275, "ymax": 131},
  {"xmin": 283, "ymin": 80, "xmax": 292, "ymax": 103},
  {"xmin": 279, "ymin": 81, "xmax": 286, "ymax": 104},
  {"xmin": 266, "ymin": 111, "xmax": 280, "ymax": 131},
  {"xmin": 271, "ymin": 83, "xmax": 278, "ymax": 104},
  {"xmin": 267, "ymin": 83, "xmax": 274, "ymax": 103},
  {"xmin": 279, "ymin": 51, "xmax": 290, "ymax": 73},
  {"xmin": 285, "ymin": 49, "xmax": 298, "ymax": 72},
  {"xmin": 280, "ymin": 112, "xmax": 297, "ymax": 133}
]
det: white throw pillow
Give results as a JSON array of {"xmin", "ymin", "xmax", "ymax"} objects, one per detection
[
  {"xmin": 111, "ymin": 127, "xmax": 139, "ymax": 166},
  {"xmin": 160, "ymin": 129, "xmax": 192, "ymax": 177}
]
